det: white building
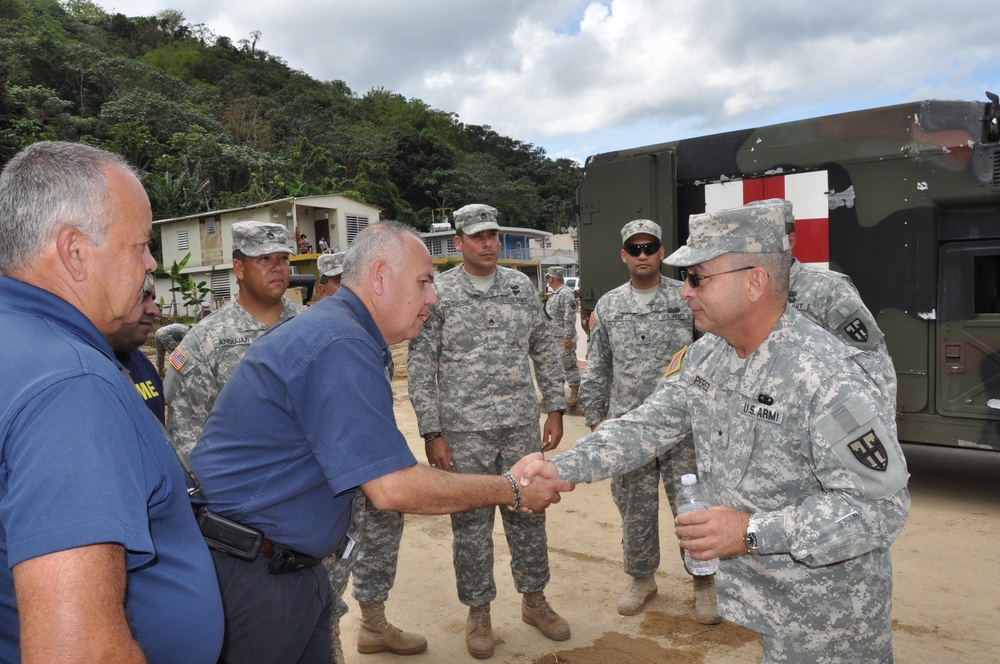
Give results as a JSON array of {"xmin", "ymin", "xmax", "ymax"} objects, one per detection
[{"xmin": 154, "ymin": 195, "xmax": 381, "ymax": 312}]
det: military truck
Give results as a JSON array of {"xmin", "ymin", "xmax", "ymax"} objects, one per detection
[{"xmin": 577, "ymin": 93, "xmax": 1000, "ymax": 452}]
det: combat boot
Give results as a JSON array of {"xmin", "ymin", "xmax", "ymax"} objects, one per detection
[
  {"xmin": 521, "ymin": 591, "xmax": 570, "ymax": 641},
  {"xmin": 567, "ymin": 386, "xmax": 579, "ymax": 408},
  {"xmin": 617, "ymin": 574, "xmax": 657, "ymax": 616},
  {"xmin": 692, "ymin": 575, "xmax": 721, "ymax": 625},
  {"xmin": 357, "ymin": 601, "xmax": 428, "ymax": 655},
  {"xmin": 466, "ymin": 603, "xmax": 494, "ymax": 659}
]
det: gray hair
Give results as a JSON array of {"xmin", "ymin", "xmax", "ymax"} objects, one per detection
[
  {"xmin": 730, "ymin": 250, "xmax": 791, "ymax": 297},
  {"xmin": 0, "ymin": 141, "xmax": 136, "ymax": 273},
  {"xmin": 342, "ymin": 221, "xmax": 423, "ymax": 286}
]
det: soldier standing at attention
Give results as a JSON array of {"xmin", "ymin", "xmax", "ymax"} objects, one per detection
[
  {"xmin": 521, "ymin": 199, "xmax": 910, "ymax": 663},
  {"xmin": 577, "ymin": 219, "xmax": 718, "ymax": 623},
  {"xmin": 314, "ymin": 248, "xmax": 427, "ymax": 660},
  {"xmin": 407, "ymin": 204, "xmax": 571, "ymax": 659},
  {"xmin": 544, "ymin": 266, "xmax": 580, "ymax": 408},
  {"xmin": 164, "ymin": 220, "xmax": 304, "ymax": 459}
]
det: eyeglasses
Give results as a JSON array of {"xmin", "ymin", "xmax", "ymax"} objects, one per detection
[
  {"xmin": 622, "ymin": 241, "xmax": 662, "ymax": 257},
  {"xmin": 679, "ymin": 265, "xmax": 755, "ymax": 288}
]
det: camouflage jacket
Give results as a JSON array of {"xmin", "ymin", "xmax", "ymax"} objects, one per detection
[
  {"xmin": 553, "ymin": 306, "xmax": 909, "ymax": 640},
  {"xmin": 544, "ymin": 284, "xmax": 577, "ymax": 342},
  {"xmin": 407, "ymin": 265, "xmax": 567, "ymax": 434},
  {"xmin": 155, "ymin": 323, "xmax": 189, "ymax": 344},
  {"xmin": 164, "ymin": 296, "xmax": 304, "ymax": 457},
  {"xmin": 578, "ymin": 278, "xmax": 693, "ymax": 428},
  {"xmin": 789, "ymin": 259, "xmax": 897, "ymax": 403}
]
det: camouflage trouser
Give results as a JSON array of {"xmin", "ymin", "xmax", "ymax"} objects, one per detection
[
  {"xmin": 610, "ymin": 436, "xmax": 696, "ymax": 578},
  {"xmin": 447, "ymin": 424, "xmax": 550, "ymax": 607},
  {"xmin": 761, "ymin": 625, "xmax": 893, "ymax": 663},
  {"xmin": 325, "ymin": 492, "xmax": 404, "ymax": 620},
  {"xmin": 555, "ymin": 338, "xmax": 580, "ymax": 389}
]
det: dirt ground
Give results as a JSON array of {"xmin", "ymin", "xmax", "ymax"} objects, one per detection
[{"xmin": 334, "ymin": 344, "xmax": 1000, "ymax": 664}]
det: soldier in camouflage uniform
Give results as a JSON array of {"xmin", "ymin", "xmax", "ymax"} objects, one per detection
[
  {"xmin": 520, "ymin": 199, "xmax": 910, "ymax": 663},
  {"xmin": 315, "ymin": 251, "xmax": 347, "ymax": 300},
  {"xmin": 313, "ymin": 251, "xmax": 427, "ymax": 660},
  {"xmin": 577, "ymin": 219, "xmax": 718, "ymax": 623},
  {"xmin": 407, "ymin": 204, "xmax": 570, "ymax": 660},
  {"xmin": 163, "ymin": 220, "xmax": 304, "ymax": 460},
  {"xmin": 784, "ymin": 216, "xmax": 897, "ymax": 407},
  {"xmin": 544, "ymin": 266, "xmax": 580, "ymax": 406}
]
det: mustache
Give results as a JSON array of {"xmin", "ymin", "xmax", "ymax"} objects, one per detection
[{"xmin": 138, "ymin": 272, "xmax": 155, "ymax": 300}]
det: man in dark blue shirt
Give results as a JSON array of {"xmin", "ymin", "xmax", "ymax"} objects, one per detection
[
  {"xmin": 105, "ymin": 280, "xmax": 166, "ymax": 423},
  {"xmin": 192, "ymin": 221, "xmax": 574, "ymax": 663},
  {"xmin": 0, "ymin": 141, "xmax": 224, "ymax": 663}
]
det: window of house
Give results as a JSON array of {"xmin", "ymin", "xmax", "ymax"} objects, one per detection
[
  {"xmin": 205, "ymin": 218, "xmax": 216, "ymax": 236},
  {"xmin": 211, "ymin": 271, "xmax": 231, "ymax": 302},
  {"xmin": 177, "ymin": 230, "xmax": 189, "ymax": 251},
  {"xmin": 346, "ymin": 215, "xmax": 369, "ymax": 244}
]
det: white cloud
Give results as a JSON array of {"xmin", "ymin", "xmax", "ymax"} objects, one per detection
[{"xmin": 100, "ymin": 0, "xmax": 1000, "ymax": 163}]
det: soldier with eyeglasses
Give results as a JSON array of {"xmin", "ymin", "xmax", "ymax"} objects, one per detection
[{"xmin": 522, "ymin": 199, "xmax": 910, "ymax": 663}]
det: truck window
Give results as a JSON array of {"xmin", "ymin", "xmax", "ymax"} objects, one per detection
[{"xmin": 975, "ymin": 255, "xmax": 1000, "ymax": 314}]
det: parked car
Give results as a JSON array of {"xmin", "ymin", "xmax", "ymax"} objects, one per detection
[{"xmin": 564, "ymin": 276, "xmax": 580, "ymax": 297}]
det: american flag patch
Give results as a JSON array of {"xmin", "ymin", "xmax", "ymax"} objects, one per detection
[
  {"xmin": 168, "ymin": 348, "xmax": 188, "ymax": 372},
  {"xmin": 664, "ymin": 345, "xmax": 688, "ymax": 378}
]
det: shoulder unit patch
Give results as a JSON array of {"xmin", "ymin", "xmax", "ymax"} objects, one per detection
[
  {"xmin": 848, "ymin": 429, "xmax": 888, "ymax": 471},
  {"xmin": 664, "ymin": 345, "xmax": 688, "ymax": 378}
]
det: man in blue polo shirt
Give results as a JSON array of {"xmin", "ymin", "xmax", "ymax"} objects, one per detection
[
  {"xmin": 0, "ymin": 141, "xmax": 224, "ymax": 663},
  {"xmin": 191, "ymin": 221, "xmax": 574, "ymax": 663}
]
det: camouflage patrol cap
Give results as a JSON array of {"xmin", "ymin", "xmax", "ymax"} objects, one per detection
[
  {"xmin": 317, "ymin": 251, "xmax": 346, "ymax": 278},
  {"xmin": 664, "ymin": 199, "xmax": 792, "ymax": 267},
  {"xmin": 621, "ymin": 219, "xmax": 662, "ymax": 243},
  {"xmin": 546, "ymin": 266, "xmax": 565, "ymax": 279},
  {"xmin": 232, "ymin": 221, "xmax": 292, "ymax": 257},
  {"xmin": 454, "ymin": 204, "xmax": 500, "ymax": 235}
]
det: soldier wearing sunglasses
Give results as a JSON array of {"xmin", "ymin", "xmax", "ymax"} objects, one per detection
[
  {"xmin": 522, "ymin": 199, "xmax": 909, "ymax": 663},
  {"xmin": 577, "ymin": 219, "xmax": 718, "ymax": 624}
]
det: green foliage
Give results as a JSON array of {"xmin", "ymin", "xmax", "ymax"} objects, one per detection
[{"xmin": 2, "ymin": 0, "xmax": 583, "ymax": 256}]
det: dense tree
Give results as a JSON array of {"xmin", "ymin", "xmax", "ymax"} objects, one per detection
[{"xmin": 0, "ymin": 0, "xmax": 583, "ymax": 261}]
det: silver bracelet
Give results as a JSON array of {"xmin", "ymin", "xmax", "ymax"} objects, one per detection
[{"xmin": 502, "ymin": 471, "xmax": 522, "ymax": 510}]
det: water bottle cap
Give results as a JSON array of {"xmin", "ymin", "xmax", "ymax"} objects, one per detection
[{"xmin": 681, "ymin": 474, "xmax": 697, "ymax": 486}]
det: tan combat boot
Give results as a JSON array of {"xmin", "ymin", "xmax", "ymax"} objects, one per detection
[
  {"xmin": 466, "ymin": 603, "xmax": 494, "ymax": 659},
  {"xmin": 357, "ymin": 601, "xmax": 428, "ymax": 655},
  {"xmin": 521, "ymin": 591, "xmax": 570, "ymax": 641},
  {"xmin": 617, "ymin": 574, "xmax": 657, "ymax": 616},
  {"xmin": 567, "ymin": 386, "xmax": 579, "ymax": 408},
  {"xmin": 692, "ymin": 575, "xmax": 721, "ymax": 625}
]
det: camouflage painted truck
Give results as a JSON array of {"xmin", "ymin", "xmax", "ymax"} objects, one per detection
[{"xmin": 577, "ymin": 93, "xmax": 1000, "ymax": 452}]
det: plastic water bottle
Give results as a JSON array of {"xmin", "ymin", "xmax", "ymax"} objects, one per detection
[{"xmin": 677, "ymin": 474, "xmax": 719, "ymax": 575}]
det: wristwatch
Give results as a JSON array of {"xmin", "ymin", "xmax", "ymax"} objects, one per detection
[{"xmin": 743, "ymin": 515, "xmax": 760, "ymax": 555}]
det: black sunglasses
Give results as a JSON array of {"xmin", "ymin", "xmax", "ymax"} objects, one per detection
[
  {"xmin": 622, "ymin": 241, "xmax": 662, "ymax": 257},
  {"xmin": 679, "ymin": 265, "xmax": 755, "ymax": 288}
]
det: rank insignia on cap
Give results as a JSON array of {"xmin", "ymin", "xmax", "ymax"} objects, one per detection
[
  {"xmin": 664, "ymin": 345, "xmax": 688, "ymax": 378},
  {"xmin": 848, "ymin": 430, "xmax": 888, "ymax": 471},
  {"xmin": 168, "ymin": 348, "xmax": 188, "ymax": 372},
  {"xmin": 843, "ymin": 318, "xmax": 869, "ymax": 343}
]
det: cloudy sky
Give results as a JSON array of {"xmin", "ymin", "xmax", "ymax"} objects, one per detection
[{"xmin": 99, "ymin": 0, "xmax": 998, "ymax": 164}]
